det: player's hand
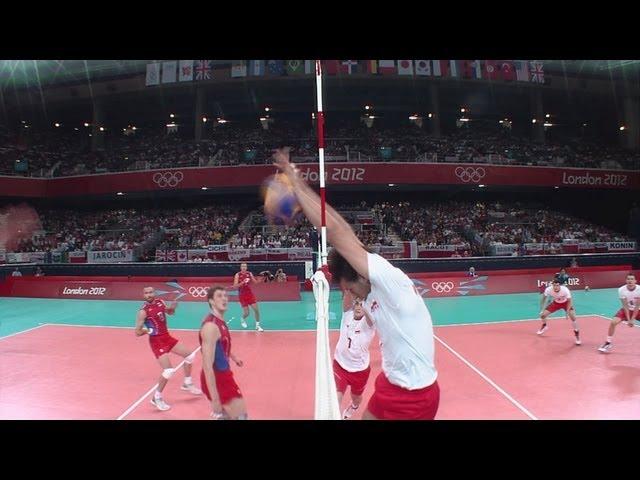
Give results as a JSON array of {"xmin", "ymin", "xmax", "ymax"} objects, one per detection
[
  {"xmin": 272, "ymin": 147, "xmax": 298, "ymax": 178},
  {"xmin": 234, "ymin": 358, "xmax": 244, "ymax": 367}
]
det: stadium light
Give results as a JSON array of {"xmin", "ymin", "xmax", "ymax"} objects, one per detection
[
  {"xmin": 543, "ymin": 122, "xmax": 553, "ymax": 127},
  {"xmin": 365, "ymin": 105, "xmax": 371, "ymax": 110},
  {"xmin": 202, "ymin": 117, "xmax": 207, "ymax": 122},
  {"xmin": 259, "ymin": 117, "xmax": 267, "ymax": 121},
  {"xmin": 388, "ymin": 183, "xmax": 396, "ymax": 187},
  {"xmin": 312, "ymin": 113, "xmax": 316, "ymax": 119},
  {"xmin": 264, "ymin": 107, "xmax": 270, "ymax": 112},
  {"xmin": 84, "ymin": 122, "xmax": 90, "ymax": 127},
  {"xmin": 21, "ymin": 120, "xmax": 25, "ymax": 124},
  {"xmin": 54, "ymin": 123, "xmax": 60, "ymax": 127},
  {"xmin": 532, "ymin": 119, "xmax": 537, "ymax": 123},
  {"xmin": 428, "ymin": 113, "xmax": 433, "ymax": 118},
  {"xmin": 546, "ymin": 113, "xmax": 550, "ymax": 118},
  {"xmin": 460, "ymin": 107, "xmax": 466, "ymax": 113},
  {"xmin": 74, "ymin": 128, "xmax": 79, "ymax": 131},
  {"xmin": 409, "ymin": 115, "xmax": 419, "ymax": 120},
  {"xmin": 132, "ymin": 126, "xmax": 137, "ymax": 130},
  {"xmin": 116, "ymin": 192, "xmax": 124, "ymax": 196},
  {"xmin": 201, "ymin": 186, "xmax": 208, "ymax": 190},
  {"xmin": 478, "ymin": 184, "xmax": 486, "ymax": 188},
  {"xmin": 459, "ymin": 117, "xmax": 469, "ymax": 122},
  {"xmin": 170, "ymin": 113, "xmax": 175, "ymax": 118},
  {"xmin": 620, "ymin": 125, "xmax": 626, "ymax": 131},
  {"xmin": 99, "ymin": 127, "xmax": 105, "ymax": 131},
  {"xmin": 218, "ymin": 118, "xmax": 228, "ymax": 124}
]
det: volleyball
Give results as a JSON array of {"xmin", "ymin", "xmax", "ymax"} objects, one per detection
[{"xmin": 261, "ymin": 173, "xmax": 301, "ymax": 225}]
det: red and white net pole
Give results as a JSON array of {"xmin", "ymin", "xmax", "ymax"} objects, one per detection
[{"xmin": 315, "ymin": 60, "xmax": 328, "ymax": 266}]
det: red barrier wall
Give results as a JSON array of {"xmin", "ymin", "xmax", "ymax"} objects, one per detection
[
  {"xmin": 408, "ymin": 265, "xmax": 633, "ymax": 298},
  {"xmin": 2, "ymin": 276, "xmax": 301, "ymax": 302}
]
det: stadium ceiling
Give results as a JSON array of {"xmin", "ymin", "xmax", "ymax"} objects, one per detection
[{"xmin": 1, "ymin": 60, "xmax": 638, "ymax": 90}]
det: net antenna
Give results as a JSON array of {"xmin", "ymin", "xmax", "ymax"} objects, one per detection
[
  {"xmin": 315, "ymin": 60, "xmax": 328, "ymax": 267},
  {"xmin": 312, "ymin": 60, "xmax": 340, "ymax": 420}
]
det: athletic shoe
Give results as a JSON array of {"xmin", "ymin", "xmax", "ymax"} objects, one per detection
[
  {"xmin": 574, "ymin": 332, "xmax": 582, "ymax": 346},
  {"xmin": 181, "ymin": 383, "xmax": 202, "ymax": 395},
  {"xmin": 255, "ymin": 324, "xmax": 264, "ymax": 332},
  {"xmin": 240, "ymin": 318, "xmax": 248, "ymax": 328},
  {"xmin": 536, "ymin": 324, "xmax": 548, "ymax": 335},
  {"xmin": 151, "ymin": 397, "xmax": 171, "ymax": 411},
  {"xmin": 598, "ymin": 342, "xmax": 612, "ymax": 353},
  {"xmin": 342, "ymin": 404, "xmax": 358, "ymax": 419}
]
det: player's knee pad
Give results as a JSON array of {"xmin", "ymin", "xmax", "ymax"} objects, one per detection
[
  {"xmin": 162, "ymin": 368, "xmax": 174, "ymax": 380},
  {"xmin": 184, "ymin": 351, "xmax": 197, "ymax": 364}
]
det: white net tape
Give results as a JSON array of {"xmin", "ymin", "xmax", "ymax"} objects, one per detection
[{"xmin": 312, "ymin": 270, "xmax": 341, "ymax": 420}]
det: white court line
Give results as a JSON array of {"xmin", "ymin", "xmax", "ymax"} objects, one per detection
[
  {"xmin": 0, "ymin": 323, "xmax": 48, "ymax": 341},
  {"xmin": 116, "ymin": 346, "xmax": 201, "ymax": 421},
  {"xmin": 433, "ymin": 333, "xmax": 538, "ymax": 420}
]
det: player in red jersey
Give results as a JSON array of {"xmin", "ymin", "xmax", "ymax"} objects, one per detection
[
  {"xmin": 200, "ymin": 285, "xmax": 248, "ymax": 420},
  {"xmin": 232, "ymin": 262, "xmax": 263, "ymax": 331},
  {"xmin": 135, "ymin": 286, "xmax": 202, "ymax": 411}
]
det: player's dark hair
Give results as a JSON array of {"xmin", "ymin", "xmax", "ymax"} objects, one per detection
[
  {"xmin": 206, "ymin": 285, "xmax": 226, "ymax": 302},
  {"xmin": 552, "ymin": 279, "xmax": 561, "ymax": 284},
  {"xmin": 328, "ymin": 247, "xmax": 372, "ymax": 284},
  {"xmin": 628, "ymin": 272, "xmax": 636, "ymax": 278}
]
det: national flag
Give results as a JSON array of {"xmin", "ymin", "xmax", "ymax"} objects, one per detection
[
  {"xmin": 267, "ymin": 60, "xmax": 284, "ymax": 76},
  {"xmin": 378, "ymin": 60, "xmax": 396, "ymax": 75},
  {"xmin": 179, "ymin": 60, "xmax": 193, "ymax": 82},
  {"xmin": 286, "ymin": 60, "xmax": 304, "ymax": 75},
  {"xmin": 449, "ymin": 60, "xmax": 460, "ymax": 77},
  {"xmin": 249, "ymin": 60, "xmax": 265, "ymax": 76},
  {"xmin": 231, "ymin": 60, "xmax": 247, "ymax": 78},
  {"xmin": 195, "ymin": 60, "xmax": 212, "ymax": 80},
  {"xmin": 415, "ymin": 60, "xmax": 431, "ymax": 75},
  {"xmin": 362, "ymin": 60, "xmax": 378, "ymax": 74},
  {"xmin": 161, "ymin": 61, "xmax": 177, "ymax": 83},
  {"xmin": 397, "ymin": 60, "xmax": 414, "ymax": 75},
  {"xmin": 483, "ymin": 60, "xmax": 500, "ymax": 80},
  {"xmin": 323, "ymin": 60, "xmax": 340, "ymax": 75},
  {"xmin": 340, "ymin": 60, "xmax": 359, "ymax": 74},
  {"xmin": 305, "ymin": 60, "xmax": 314, "ymax": 74},
  {"xmin": 500, "ymin": 60, "xmax": 515, "ymax": 81},
  {"xmin": 530, "ymin": 61, "xmax": 545, "ymax": 83},
  {"xmin": 515, "ymin": 60, "xmax": 529, "ymax": 81},
  {"xmin": 145, "ymin": 62, "xmax": 160, "ymax": 86},
  {"xmin": 431, "ymin": 60, "xmax": 449, "ymax": 77}
]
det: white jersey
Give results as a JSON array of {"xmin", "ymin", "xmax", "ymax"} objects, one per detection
[
  {"xmin": 364, "ymin": 253, "xmax": 437, "ymax": 390},
  {"xmin": 334, "ymin": 308, "xmax": 375, "ymax": 372},
  {"xmin": 619, "ymin": 285, "xmax": 640, "ymax": 309},
  {"xmin": 544, "ymin": 285, "xmax": 572, "ymax": 304}
]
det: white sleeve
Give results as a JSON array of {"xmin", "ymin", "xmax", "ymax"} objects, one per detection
[
  {"xmin": 367, "ymin": 253, "xmax": 414, "ymax": 308},
  {"xmin": 619, "ymin": 288, "xmax": 625, "ymax": 300},
  {"xmin": 544, "ymin": 287, "xmax": 552, "ymax": 297}
]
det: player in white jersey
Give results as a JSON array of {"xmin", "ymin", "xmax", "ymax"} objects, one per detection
[
  {"xmin": 537, "ymin": 279, "xmax": 581, "ymax": 345},
  {"xmin": 598, "ymin": 273, "xmax": 639, "ymax": 353},
  {"xmin": 333, "ymin": 291, "xmax": 375, "ymax": 419},
  {"xmin": 273, "ymin": 147, "xmax": 439, "ymax": 420}
]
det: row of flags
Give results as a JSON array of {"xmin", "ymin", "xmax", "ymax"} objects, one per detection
[{"xmin": 146, "ymin": 60, "xmax": 545, "ymax": 86}]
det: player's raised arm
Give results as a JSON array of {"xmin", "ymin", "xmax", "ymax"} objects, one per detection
[
  {"xmin": 273, "ymin": 147, "xmax": 368, "ymax": 279},
  {"xmin": 135, "ymin": 309, "xmax": 148, "ymax": 336},
  {"xmin": 249, "ymin": 272, "xmax": 258, "ymax": 284},
  {"xmin": 165, "ymin": 300, "xmax": 177, "ymax": 315},
  {"xmin": 200, "ymin": 322, "xmax": 223, "ymax": 415}
]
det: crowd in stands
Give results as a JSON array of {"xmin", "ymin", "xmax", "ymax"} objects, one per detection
[
  {"xmin": 3, "ymin": 198, "xmax": 634, "ymax": 259},
  {"xmin": 2, "ymin": 119, "xmax": 638, "ymax": 177}
]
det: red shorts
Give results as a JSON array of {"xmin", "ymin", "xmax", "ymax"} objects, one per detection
[
  {"xmin": 149, "ymin": 334, "xmax": 179, "ymax": 359},
  {"xmin": 200, "ymin": 369, "xmax": 243, "ymax": 405},
  {"xmin": 545, "ymin": 302, "xmax": 573, "ymax": 314},
  {"xmin": 613, "ymin": 308, "xmax": 638, "ymax": 320},
  {"xmin": 367, "ymin": 373, "xmax": 440, "ymax": 420},
  {"xmin": 333, "ymin": 360, "xmax": 371, "ymax": 396},
  {"xmin": 239, "ymin": 291, "xmax": 257, "ymax": 307}
]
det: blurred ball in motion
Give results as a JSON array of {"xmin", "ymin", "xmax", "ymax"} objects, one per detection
[
  {"xmin": 261, "ymin": 173, "xmax": 301, "ymax": 225},
  {"xmin": 0, "ymin": 204, "xmax": 42, "ymax": 251}
]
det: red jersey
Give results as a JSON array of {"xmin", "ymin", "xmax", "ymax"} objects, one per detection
[
  {"xmin": 237, "ymin": 271, "xmax": 253, "ymax": 295},
  {"xmin": 199, "ymin": 314, "xmax": 231, "ymax": 371},
  {"xmin": 142, "ymin": 299, "xmax": 169, "ymax": 336}
]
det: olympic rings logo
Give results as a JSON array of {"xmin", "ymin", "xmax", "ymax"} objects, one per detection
[
  {"xmin": 454, "ymin": 167, "xmax": 486, "ymax": 183},
  {"xmin": 153, "ymin": 171, "xmax": 184, "ymax": 188},
  {"xmin": 188, "ymin": 286, "xmax": 209, "ymax": 297},
  {"xmin": 431, "ymin": 281, "xmax": 454, "ymax": 293}
]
